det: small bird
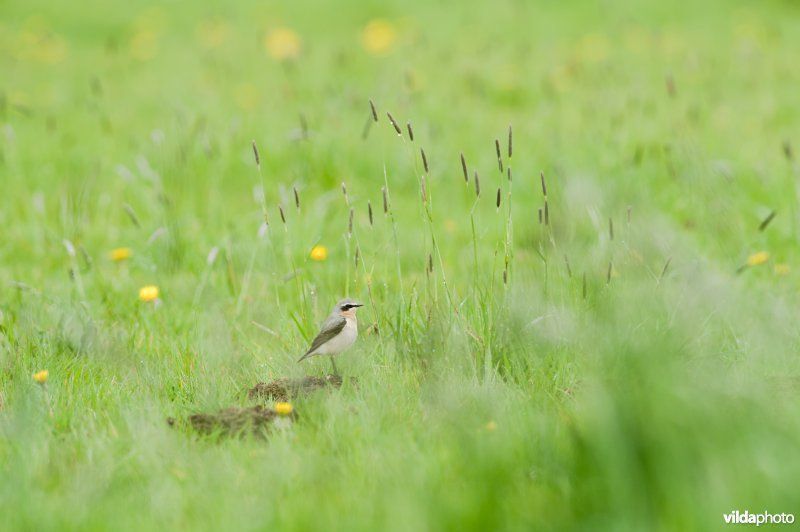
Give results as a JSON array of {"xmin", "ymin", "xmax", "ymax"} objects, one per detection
[{"xmin": 298, "ymin": 298, "xmax": 363, "ymax": 375}]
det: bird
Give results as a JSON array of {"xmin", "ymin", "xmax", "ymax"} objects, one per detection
[{"xmin": 298, "ymin": 298, "xmax": 363, "ymax": 375}]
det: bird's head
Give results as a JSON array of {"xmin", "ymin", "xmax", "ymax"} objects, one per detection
[{"xmin": 335, "ymin": 298, "xmax": 363, "ymax": 317}]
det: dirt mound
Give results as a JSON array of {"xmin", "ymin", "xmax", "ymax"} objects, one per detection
[
  {"xmin": 248, "ymin": 374, "xmax": 344, "ymax": 401},
  {"xmin": 187, "ymin": 405, "xmax": 290, "ymax": 436},
  {"xmin": 169, "ymin": 374, "xmax": 347, "ymax": 437}
]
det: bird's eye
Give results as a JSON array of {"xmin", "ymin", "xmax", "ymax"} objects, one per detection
[{"xmin": 341, "ymin": 305, "xmax": 351, "ymax": 310}]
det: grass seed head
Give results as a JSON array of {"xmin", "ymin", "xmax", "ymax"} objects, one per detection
[
  {"xmin": 386, "ymin": 112, "xmax": 402, "ymax": 135},
  {"xmin": 758, "ymin": 210, "xmax": 776, "ymax": 232},
  {"xmin": 660, "ymin": 257, "xmax": 672, "ymax": 280},
  {"xmin": 406, "ymin": 122, "xmax": 414, "ymax": 141},
  {"xmin": 540, "ymin": 171, "xmax": 547, "ymax": 197},
  {"xmin": 368, "ymin": 201, "xmax": 374, "ymax": 226},
  {"xmin": 460, "ymin": 153, "xmax": 468, "ymax": 182},
  {"xmin": 79, "ymin": 246, "xmax": 92, "ymax": 270},
  {"xmin": 293, "ymin": 186, "xmax": 300, "ymax": 209},
  {"xmin": 251, "ymin": 140, "xmax": 260, "ymax": 167},
  {"xmin": 348, "ymin": 208, "xmax": 354, "ymax": 235},
  {"xmin": 123, "ymin": 203, "xmax": 141, "ymax": 228},
  {"xmin": 369, "ymin": 99, "xmax": 378, "ymax": 122},
  {"xmin": 496, "ymin": 187, "xmax": 501, "ymax": 208},
  {"xmin": 508, "ymin": 124, "xmax": 513, "ymax": 158},
  {"xmin": 473, "ymin": 170, "xmax": 480, "ymax": 197},
  {"xmin": 382, "ymin": 186, "xmax": 389, "ymax": 213},
  {"xmin": 420, "ymin": 148, "xmax": 429, "ymax": 174}
]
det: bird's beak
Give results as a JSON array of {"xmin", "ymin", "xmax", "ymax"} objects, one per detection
[{"xmin": 354, "ymin": 303, "xmax": 364, "ymax": 307}]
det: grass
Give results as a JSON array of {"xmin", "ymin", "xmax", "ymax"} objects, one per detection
[{"xmin": 2, "ymin": 0, "xmax": 800, "ymax": 529}]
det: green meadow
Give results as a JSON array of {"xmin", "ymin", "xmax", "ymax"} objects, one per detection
[{"xmin": 2, "ymin": 0, "xmax": 800, "ymax": 529}]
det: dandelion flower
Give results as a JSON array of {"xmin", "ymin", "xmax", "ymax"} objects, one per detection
[
  {"xmin": 774, "ymin": 263, "xmax": 790, "ymax": 275},
  {"xmin": 33, "ymin": 370, "xmax": 48, "ymax": 384},
  {"xmin": 139, "ymin": 285, "xmax": 160, "ymax": 302},
  {"xmin": 265, "ymin": 28, "xmax": 301, "ymax": 61},
  {"xmin": 310, "ymin": 245, "xmax": 328, "ymax": 261},
  {"xmin": 361, "ymin": 19, "xmax": 396, "ymax": 55},
  {"xmin": 275, "ymin": 402, "xmax": 293, "ymax": 416},
  {"xmin": 746, "ymin": 251, "xmax": 769, "ymax": 267},
  {"xmin": 110, "ymin": 247, "xmax": 133, "ymax": 262}
]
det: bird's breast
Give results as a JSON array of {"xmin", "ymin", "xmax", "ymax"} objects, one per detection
[{"xmin": 322, "ymin": 319, "xmax": 357, "ymax": 355}]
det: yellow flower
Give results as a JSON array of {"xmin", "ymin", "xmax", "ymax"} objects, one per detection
[
  {"xmin": 265, "ymin": 28, "xmax": 301, "ymax": 61},
  {"xmin": 746, "ymin": 251, "xmax": 769, "ymax": 267},
  {"xmin": 33, "ymin": 370, "xmax": 48, "ymax": 384},
  {"xmin": 310, "ymin": 245, "xmax": 328, "ymax": 261},
  {"xmin": 485, "ymin": 420, "xmax": 497, "ymax": 431},
  {"xmin": 275, "ymin": 402, "xmax": 293, "ymax": 416},
  {"xmin": 774, "ymin": 263, "xmax": 790, "ymax": 276},
  {"xmin": 139, "ymin": 285, "xmax": 160, "ymax": 302},
  {"xmin": 130, "ymin": 29, "xmax": 159, "ymax": 61},
  {"xmin": 16, "ymin": 17, "xmax": 68, "ymax": 64},
  {"xmin": 361, "ymin": 19, "xmax": 396, "ymax": 55},
  {"xmin": 110, "ymin": 247, "xmax": 133, "ymax": 262}
]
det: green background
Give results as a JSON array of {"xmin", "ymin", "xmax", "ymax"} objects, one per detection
[{"xmin": 1, "ymin": 0, "xmax": 799, "ymax": 529}]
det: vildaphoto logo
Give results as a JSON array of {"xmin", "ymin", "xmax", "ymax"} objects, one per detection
[{"xmin": 723, "ymin": 510, "xmax": 795, "ymax": 526}]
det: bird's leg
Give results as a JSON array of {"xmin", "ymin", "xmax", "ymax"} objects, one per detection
[{"xmin": 329, "ymin": 357, "xmax": 339, "ymax": 377}]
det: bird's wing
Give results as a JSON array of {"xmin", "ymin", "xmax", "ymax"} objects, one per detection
[{"xmin": 298, "ymin": 315, "xmax": 347, "ymax": 360}]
